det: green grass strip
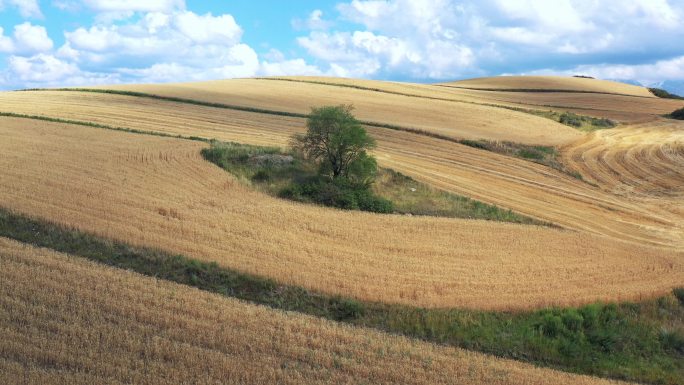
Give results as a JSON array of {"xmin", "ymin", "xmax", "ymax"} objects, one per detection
[
  {"xmin": 0, "ymin": 207, "xmax": 682, "ymax": 385},
  {"xmin": 0, "ymin": 112, "xmax": 210, "ymax": 142}
]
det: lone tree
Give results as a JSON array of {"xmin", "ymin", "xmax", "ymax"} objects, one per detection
[{"xmin": 293, "ymin": 105, "xmax": 377, "ymax": 185}]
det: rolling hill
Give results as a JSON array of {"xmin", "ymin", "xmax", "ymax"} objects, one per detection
[{"xmin": 1, "ymin": 75, "xmax": 683, "ymax": 384}]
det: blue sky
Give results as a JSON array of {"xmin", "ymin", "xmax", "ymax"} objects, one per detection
[{"xmin": 1, "ymin": 0, "xmax": 684, "ymax": 92}]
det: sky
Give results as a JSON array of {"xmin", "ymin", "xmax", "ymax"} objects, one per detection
[{"xmin": 1, "ymin": 0, "xmax": 684, "ymax": 92}]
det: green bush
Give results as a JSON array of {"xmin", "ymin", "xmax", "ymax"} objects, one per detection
[
  {"xmin": 670, "ymin": 107, "xmax": 684, "ymax": 120},
  {"xmin": 333, "ymin": 298, "xmax": 365, "ymax": 320},
  {"xmin": 279, "ymin": 176, "xmax": 393, "ymax": 214},
  {"xmin": 559, "ymin": 112, "xmax": 582, "ymax": 127},
  {"xmin": 538, "ymin": 312, "xmax": 564, "ymax": 337},
  {"xmin": 252, "ymin": 169, "xmax": 271, "ymax": 182},
  {"xmin": 650, "ymin": 88, "xmax": 684, "ymax": 99},
  {"xmin": 674, "ymin": 287, "xmax": 684, "ymax": 305},
  {"xmin": 516, "ymin": 149, "xmax": 545, "ymax": 160},
  {"xmin": 562, "ymin": 309, "xmax": 585, "ymax": 333},
  {"xmin": 660, "ymin": 328, "xmax": 684, "ymax": 353}
]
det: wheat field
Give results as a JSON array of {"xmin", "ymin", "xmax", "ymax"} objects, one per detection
[
  {"xmin": 1, "ymin": 117, "xmax": 682, "ymax": 310},
  {"xmin": 442, "ymin": 76, "xmax": 656, "ymax": 97},
  {"xmin": 2, "ymin": 90, "xmax": 682, "ymax": 250},
  {"xmin": 0, "ymin": 236, "xmax": 635, "ymax": 385},
  {"xmin": 97, "ymin": 78, "xmax": 581, "ymax": 145},
  {"xmin": 563, "ymin": 119, "xmax": 684, "ymax": 198}
]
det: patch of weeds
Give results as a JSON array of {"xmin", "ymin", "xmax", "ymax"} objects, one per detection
[{"xmin": 203, "ymin": 141, "xmax": 545, "ymax": 224}]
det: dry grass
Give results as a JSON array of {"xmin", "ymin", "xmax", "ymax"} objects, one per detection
[
  {"xmin": 93, "ymin": 78, "xmax": 582, "ymax": 145},
  {"xmin": 442, "ymin": 90, "xmax": 684, "ymax": 123},
  {"xmin": 0, "ymin": 236, "xmax": 636, "ymax": 385},
  {"xmin": 442, "ymin": 76, "xmax": 655, "ymax": 97},
  {"xmin": 562, "ymin": 119, "xmax": 684, "ymax": 198},
  {"xmin": 1, "ymin": 117, "xmax": 682, "ymax": 310},
  {"xmin": 2, "ymin": 90, "xmax": 682, "ymax": 250}
]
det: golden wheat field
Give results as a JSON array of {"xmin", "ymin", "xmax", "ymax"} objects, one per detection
[
  {"xmin": 1, "ymin": 117, "xmax": 682, "ymax": 310},
  {"xmin": 563, "ymin": 119, "xmax": 684, "ymax": 198},
  {"xmin": 0, "ymin": 237, "xmax": 636, "ymax": 385},
  {"xmin": 2, "ymin": 89, "xmax": 682, "ymax": 250},
  {"xmin": 99, "ymin": 78, "xmax": 581, "ymax": 145},
  {"xmin": 443, "ymin": 76, "xmax": 656, "ymax": 97}
]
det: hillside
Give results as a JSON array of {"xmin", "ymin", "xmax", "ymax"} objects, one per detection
[
  {"xmin": 1, "ymin": 75, "xmax": 683, "ymax": 384},
  {"xmin": 443, "ymin": 76, "xmax": 656, "ymax": 97},
  {"xmin": 0, "ymin": 237, "xmax": 637, "ymax": 385}
]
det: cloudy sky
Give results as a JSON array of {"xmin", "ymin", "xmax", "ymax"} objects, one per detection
[{"xmin": 1, "ymin": 0, "xmax": 684, "ymax": 91}]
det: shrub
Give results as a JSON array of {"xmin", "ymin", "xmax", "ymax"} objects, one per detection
[
  {"xmin": 674, "ymin": 287, "xmax": 684, "ymax": 305},
  {"xmin": 650, "ymin": 88, "xmax": 684, "ymax": 100},
  {"xmin": 516, "ymin": 149, "xmax": 545, "ymax": 160},
  {"xmin": 280, "ymin": 177, "xmax": 394, "ymax": 214},
  {"xmin": 333, "ymin": 298, "xmax": 365, "ymax": 320},
  {"xmin": 660, "ymin": 328, "xmax": 684, "ymax": 353},
  {"xmin": 252, "ymin": 169, "xmax": 271, "ymax": 182},
  {"xmin": 559, "ymin": 112, "xmax": 582, "ymax": 127},
  {"xmin": 538, "ymin": 312, "xmax": 564, "ymax": 337},
  {"xmin": 670, "ymin": 107, "xmax": 684, "ymax": 120},
  {"xmin": 562, "ymin": 309, "xmax": 585, "ymax": 333}
]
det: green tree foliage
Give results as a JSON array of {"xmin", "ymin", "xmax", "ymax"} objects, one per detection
[{"xmin": 293, "ymin": 105, "xmax": 377, "ymax": 182}]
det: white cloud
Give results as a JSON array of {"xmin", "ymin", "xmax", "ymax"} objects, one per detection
[
  {"xmin": 299, "ymin": 0, "xmax": 476, "ymax": 79},
  {"xmin": 260, "ymin": 58, "xmax": 322, "ymax": 77},
  {"xmin": 0, "ymin": 23, "xmax": 53, "ymax": 54},
  {"xmin": 1, "ymin": 53, "xmax": 119, "ymax": 88},
  {"xmin": 82, "ymin": 0, "xmax": 185, "ymax": 13},
  {"xmin": 529, "ymin": 55, "xmax": 684, "ymax": 86},
  {"xmin": 292, "ymin": 9, "xmax": 333, "ymax": 31},
  {"xmin": 0, "ymin": 28, "xmax": 13, "ymax": 52},
  {"xmin": 13, "ymin": 22, "xmax": 53, "ymax": 53},
  {"xmin": 297, "ymin": 0, "xmax": 684, "ymax": 81},
  {"xmin": 0, "ymin": 9, "xmax": 320, "ymax": 89},
  {"xmin": 0, "ymin": 0, "xmax": 43, "ymax": 18}
]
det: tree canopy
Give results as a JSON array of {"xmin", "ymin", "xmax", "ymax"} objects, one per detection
[{"xmin": 293, "ymin": 105, "xmax": 377, "ymax": 185}]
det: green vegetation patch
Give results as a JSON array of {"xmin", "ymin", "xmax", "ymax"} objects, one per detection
[
  {"xmin": 0, "ymin": 208, "xmax": 682, "ymax": 385},
  {"xmin": 201, "ymin": 141, "xmax": 544, "ymax": 224},
  {"xmin": 650, "ymin": 88, "xmax": 684, "ymax": 100},
  {"xmin": 530, "ymin": 110, "xmax": 616, "ymax": 132},
  {"xmin": 669, "ymin": 107, "xmax": 684, "ymax": 120},
  {"xmin": 374, "ymin": 169, "xmax": 545, "ymax": 225}
]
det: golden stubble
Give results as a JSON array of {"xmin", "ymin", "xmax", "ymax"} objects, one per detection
[
  {"xmin": 0, "ymin": 237, "xmax": 635, "ymax": 385},
  {"xmin": 1, "ymin": 117, "xmax": 682, "ymax": 310}
]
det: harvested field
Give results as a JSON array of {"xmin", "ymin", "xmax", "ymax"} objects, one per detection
[
  {"xmin": 440, "ymin": 89, "xmax": 684, "ymax": 123},
  {"xmin": 562, "ymin": 119, "xmax": 684, "ymax": 198},
  {"xmin": 93, "ymin": 78, "xmax": 581, "ymax": 145},
  {"xmin": 2, "ymin": 90, "xmax": 682, "ymax": 249},
  {"xmin": 0, "ymin": 237, "xmax": 635, "ymax": 385},
  {"xmin": 442, "ymin": 76, "xmax": 655, "ymax": 97},
  {"xmin": 1, "ymin": 117, "xmax": 682, "ymax": 310}
]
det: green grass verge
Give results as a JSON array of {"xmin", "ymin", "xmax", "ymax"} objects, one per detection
[
  {"xmin": 0, "ymin": 207, "xmax": 682, "ymax": 384},
  {"xmin": 200, "ymin": 141, "xmax": 546, "ymax": 225}
]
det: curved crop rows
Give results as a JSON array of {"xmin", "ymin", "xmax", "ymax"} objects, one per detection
[
  {"xmin": 1, "ymin": 90, "xmax": 681, "ymax": 250},
  {"xmin": 563, "ymin": 120, "xmax": 684, "ymax": 198},
  {"xmin": 2, "ymin": 237, "xmax": 636, "ymax": 385},
  {"xmin": 1, "ymin": 117, "xmax": 682, "ymax": 310},
  {"xmin": 94, "ymin": 78, "xmax": 581, "ymax": 145}
]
